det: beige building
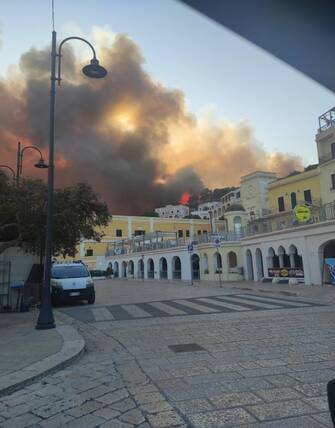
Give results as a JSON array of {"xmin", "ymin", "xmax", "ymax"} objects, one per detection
[
  {"xmin": 240, "ymin": 171, "xmax": 277, "ymax": 218},
  {"xmin": 316, "ymin": 107, "xmax": 335, "ymax": 205},
  {"xmin": 79, "ymin": 215, "xmax": 215, "ymax": 269}
]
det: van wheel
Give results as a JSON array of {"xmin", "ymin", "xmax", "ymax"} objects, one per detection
[{"xmin": 88, "ymin": 293, "xmax": 95, "ymax": 304}]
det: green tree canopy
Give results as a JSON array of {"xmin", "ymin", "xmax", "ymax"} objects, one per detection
[{"xmin": 0, "ymin": 174, "xmax": 110, "ymax": 257}]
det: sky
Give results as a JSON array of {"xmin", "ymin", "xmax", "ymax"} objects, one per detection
[{"xmin": 0, "ymin": 0, "xmax": 335, "ymax": 213}]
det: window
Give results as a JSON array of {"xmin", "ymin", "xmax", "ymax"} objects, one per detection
[
  {"xmin": 278, "ymin": 196, "xmax": 285, "ymax": 212},
  {"xmin": 332, "ymin": 173, "xmax": 335, "ymax": 189},
  {"xmin": 203, "ymin": 230, "xmax": 207, "ymax": 234},
  {"xmin": 236, "ymin": 191, "xmax": 240, "ymax": 198},
  {"xmin": 116, "ymin": 229, "xmax": 122, "ymax": 237},
  {"xmin": 85, "ymin": 249, "xmax": 93, "ymax": 257},
  {"xmin": 228, "ymin": 251, "xmax": 237, "ymax": 268},
  {"xmin": 134, "ymin": 230, "xmax": 145, "ymax": 236},
  {"xmin": 186, "ymin": 230, "xmax": 190, "ymax": 237},
  {"xmin": 233, "ymin": 216, "xmax": 242, "ymax": 233},
  {"xmin": 332, "ymin": 142, "xmax": 335, "ymax": 159},
  {"xmin": 197, "ymin": 230, "xmax": 201, "ymax": 235},
  {"xmin": 290, "ymin": 192, "xmax": 297, "ymax": 209},
  {"xmin": 178, "ymin": 229, "xmax": 183, "ymax": 238},
  {"xmin": 304, "ymin": 189, "xmax": 312, "ymax": 204}
]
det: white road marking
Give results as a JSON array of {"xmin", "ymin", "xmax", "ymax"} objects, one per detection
[
  {"xmin": 121, "ymin": 304, "xmax": 153, "ymax": 318},
  {"xmin": 92, "ymin": 307, "xmax": 114, "ymax": 321}
]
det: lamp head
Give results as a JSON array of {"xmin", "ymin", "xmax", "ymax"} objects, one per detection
[
  {"xmin": 34, "ymin": 158, "xmax": 48, "ymax": 169},
  {"xmin": 82, "ymin": 58, "xmax": 107, "ymax": 79}
]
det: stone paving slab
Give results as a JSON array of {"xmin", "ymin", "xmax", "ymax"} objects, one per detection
[{"xmin": 0, "ymin": 318, "xmax": 85, "ymax": 397}]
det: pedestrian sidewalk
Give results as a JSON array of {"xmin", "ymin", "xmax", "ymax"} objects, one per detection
[{"xmin": 0, "ymin": 311, "xmax": 85, "ymax": 397}]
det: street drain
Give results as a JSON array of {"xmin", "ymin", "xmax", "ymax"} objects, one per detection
[{"xmin": 168, "ymin": 343, "xmax": 206, "ymax": 353}]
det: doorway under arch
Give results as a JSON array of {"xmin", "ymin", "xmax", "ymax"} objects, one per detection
[
  {"xmin": 246, "ymin": 249, "xmax": 254, "ymax": 280},
  {"xmin": 172, "ymin": 256, "xmax": 182, "ymax": 279},
  {"xmin": 121, "ymin": 261, "xmax": 127, "ymax": 278},
  {"xmin": 191, "ymin": 254, "xmax": 200, "ymax": 280},
  {"xmin": 322, "ymin": 240, "xmax": 335, "ymax": 284},
  {"xmin": 138, "ymin": 259, "xmax": 144, "ymax": 279},
  {"xmin": 128, "ymin": 260, "xmax": 134, "ymax": 278},
  {"xmin": 255, "ymin": 248, "xmax": 264, "ymax": 280},
  {"xmin": 159, "ymin": 257, "xmax": 168, "ymax": 279},
  {"xmin": 113, "ymin": 261, "xmax": 119, "ymax": 278},
  {"xmin": 147, "ymin": 258, "xmax": 154, "ymax": 279}
]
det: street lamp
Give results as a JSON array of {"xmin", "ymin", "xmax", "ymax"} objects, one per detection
[
  {"xmin": 0, "ymin": 165, "xmax": 16, "ymax": 184},
  {"xmin": 16, "ymin": 142, "xmax": 48, "ymax": 186},
  {"xmin": 36, "ymin": 31, "xmax": 107, "ymax": 330}
]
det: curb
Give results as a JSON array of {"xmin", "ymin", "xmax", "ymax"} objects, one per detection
[{"xmin": 0, "ymin": 324, "xmax": 85, "ymax": 397}]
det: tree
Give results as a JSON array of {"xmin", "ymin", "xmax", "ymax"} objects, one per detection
[
  {"xmin": 183, "ymin": 214, "xmax": 201, "ymax": 219},
  {"xmin": 0, "ymin": 175, "xmax": 110, "ymax": 258}
]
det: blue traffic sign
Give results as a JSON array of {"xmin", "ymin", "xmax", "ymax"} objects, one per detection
[
  {"xmin": 215, "ymin": 239, "xmax": 220, "ymax": 248},
  {"xmin": 187, "ymin": 244, "xmax": 193, "ymax": 253}
]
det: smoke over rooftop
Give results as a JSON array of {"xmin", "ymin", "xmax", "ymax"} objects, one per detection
[{"xmin": 0, "ymin": 30, "xmax": 303, "ymax": 214}]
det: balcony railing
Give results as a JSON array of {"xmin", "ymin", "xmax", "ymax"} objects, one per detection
[
  {"xmin": 242, "ymin": 202, "xmax": 335, "ymax": 237},
  {"xmin": 105, "ymin": 231, "xmax": 241, "ymax": 257}
]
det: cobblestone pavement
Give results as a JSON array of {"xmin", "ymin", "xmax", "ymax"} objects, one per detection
[{"xmin": 1, "ymin": 280, "xmax": 335, "ymax": 427}]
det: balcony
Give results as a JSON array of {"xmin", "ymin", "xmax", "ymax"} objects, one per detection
[
  {"xmin": 242, "ymin": 202, "xmax": 335, "ymax": 237},
  {"xmin": 318, "ymin": 107, "xmax": 335, "ymax": 133},
  {"xmin": 105, "ymin": 231, "xmax": 242, "ymax": 257}
]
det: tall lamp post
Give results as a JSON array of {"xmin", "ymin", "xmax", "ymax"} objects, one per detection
[
  {"xmin": 16, "ymin": 142, "xmax": 48, "ymax": 187},
  {"xmin": 36, "ymin": 31, "xmax": 107, "ymax": 330},
  {"xmin": 0, "ymin": 165, "xmax": 16, "ymax": 184}
]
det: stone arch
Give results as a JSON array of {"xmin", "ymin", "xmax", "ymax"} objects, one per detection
[
  {"xmin": 268, "ymin": 247, "xmax": 279, "ymax": 269},
  {"xmin": 172, "ymin": 256, "xmax": 182, "ymax": 279},
  {"xmin": 159, "ymin": 257, "xmax": 168, "ymax": 279},
  {"xmin": 289, "ymin": 244, "xmax": 303, "ymax": 269},
  {"xmin": 255, "ymin": 248, "xmax": 264, "ymax": 280},
  {"xmin": 147, "ymin": 258, "xmax": 154, "ymax": 279},
  {"xmin": 214, "ymin": 252, "xmax": 222, "ymax": 273},
  {"xmin": 228, "ymin": 251, "xmax": 237, "ymax": 269},
  {"xmin": 121, "ymin": 261, "xmax": 127, "ymax": 278},
  {"xmin": 113, "ymin": 261, "xmax": 119, "ymax": 278},
  {"xmin": 246, "ymin": 249, "xmax": 254, "ymax": 280},
  {"xmin": 202, "ymin": 253, "xmax": 209, "ymax": 274},
  {"xmin": 278, "ymin": 245, "xmax": 290, "ymax": 268},
  {"xmin": 128, "ymin": 260, "xmax": 134, "ymax": 277},
  {"xmin": 138, "ymin": 258, "xmax": 144, "ymax": 279},
  {"xmin": 191, "ymin": 254, "xmax": 200, "ymax": 280},
  {"xmin": 319, "ymin": 239, "xmax": 335, "ymax": 284}
]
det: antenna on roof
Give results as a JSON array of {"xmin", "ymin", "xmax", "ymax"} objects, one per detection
[{"xmin": 51, "ymin": 0, "xmax": 55, "ymax": 31}]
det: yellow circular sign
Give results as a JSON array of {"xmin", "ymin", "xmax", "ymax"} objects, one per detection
[
  {"xmin": 281, "ymin": 269, "xmax": 289, "ymax": 277},
  {"xmin": 294, "ymin": 204, "xmax": 311, "ymax": 223}
]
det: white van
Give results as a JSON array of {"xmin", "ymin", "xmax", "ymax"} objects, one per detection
[{"xmin": 51, "ymin": 262, "xmax": 95, "ymax": 304}]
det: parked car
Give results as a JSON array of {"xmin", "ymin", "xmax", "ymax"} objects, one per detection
[{"xmin": 51, "ymin": 262, "xmax": 95, "ymax": 305}]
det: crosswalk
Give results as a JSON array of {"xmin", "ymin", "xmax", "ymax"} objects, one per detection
[{"xmin": 61, "ymin": 293, "xmax": 322, "ymax": 324}]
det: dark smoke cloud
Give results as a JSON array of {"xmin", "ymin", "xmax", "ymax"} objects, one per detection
[{"xmin": 0, "ymin": 32, "xmax": 303, "ymax": 214}]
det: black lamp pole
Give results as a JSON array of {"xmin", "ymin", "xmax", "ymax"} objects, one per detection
[
  {"xmin": 16, "ymin": 142, "xmax": 48, "ymax": 187},
  {"xmin": 0, "ymin": 165, "xmax": 16, "ymax": 185},
  {"xmin": 36, "ymin": 30, "xmax": 107, "ymax": 330}
]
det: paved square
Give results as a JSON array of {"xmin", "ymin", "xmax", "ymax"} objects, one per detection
[{"xmin": 1, "ymin": 279, "xmax": 335, "ymax": 427}]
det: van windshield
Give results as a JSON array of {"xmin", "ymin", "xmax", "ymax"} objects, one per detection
[{"xmin": 51, "ymin": 265, "xmax": 89, "ymax": 279}]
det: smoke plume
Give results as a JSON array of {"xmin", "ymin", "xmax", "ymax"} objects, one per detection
[{"xmin": 0, "ymin": 31, "xmax": 303, "ymax": 214}]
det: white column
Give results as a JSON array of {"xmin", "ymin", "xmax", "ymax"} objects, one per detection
[
  {"xmin": 190, "ymin": 220, "xmax": 194, "ymax": 237},
  {"xmin": 127, "ymin": 216, "xmax": 132, "ymax": 238},
  {"xmin": 79, "ymin": 239, "xmax": 85, "ymax": 257},
  {"xmin": 279, "ymin": 254, "xmax": 284, "ymax": 268},
  {"xmin": 167, "ymin": 256, "xmax": 173, "ymax": 280},
  {"xmin": 289, "ymin": 253, "xmax": 296, "ymax": 268},
  {"xmin": 222, "ymin": 251, "xmax": 228, "ymax": 280},
  {"xmin": 150, "ymin": 217, "xmax": 154, "ymax": 233}
]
